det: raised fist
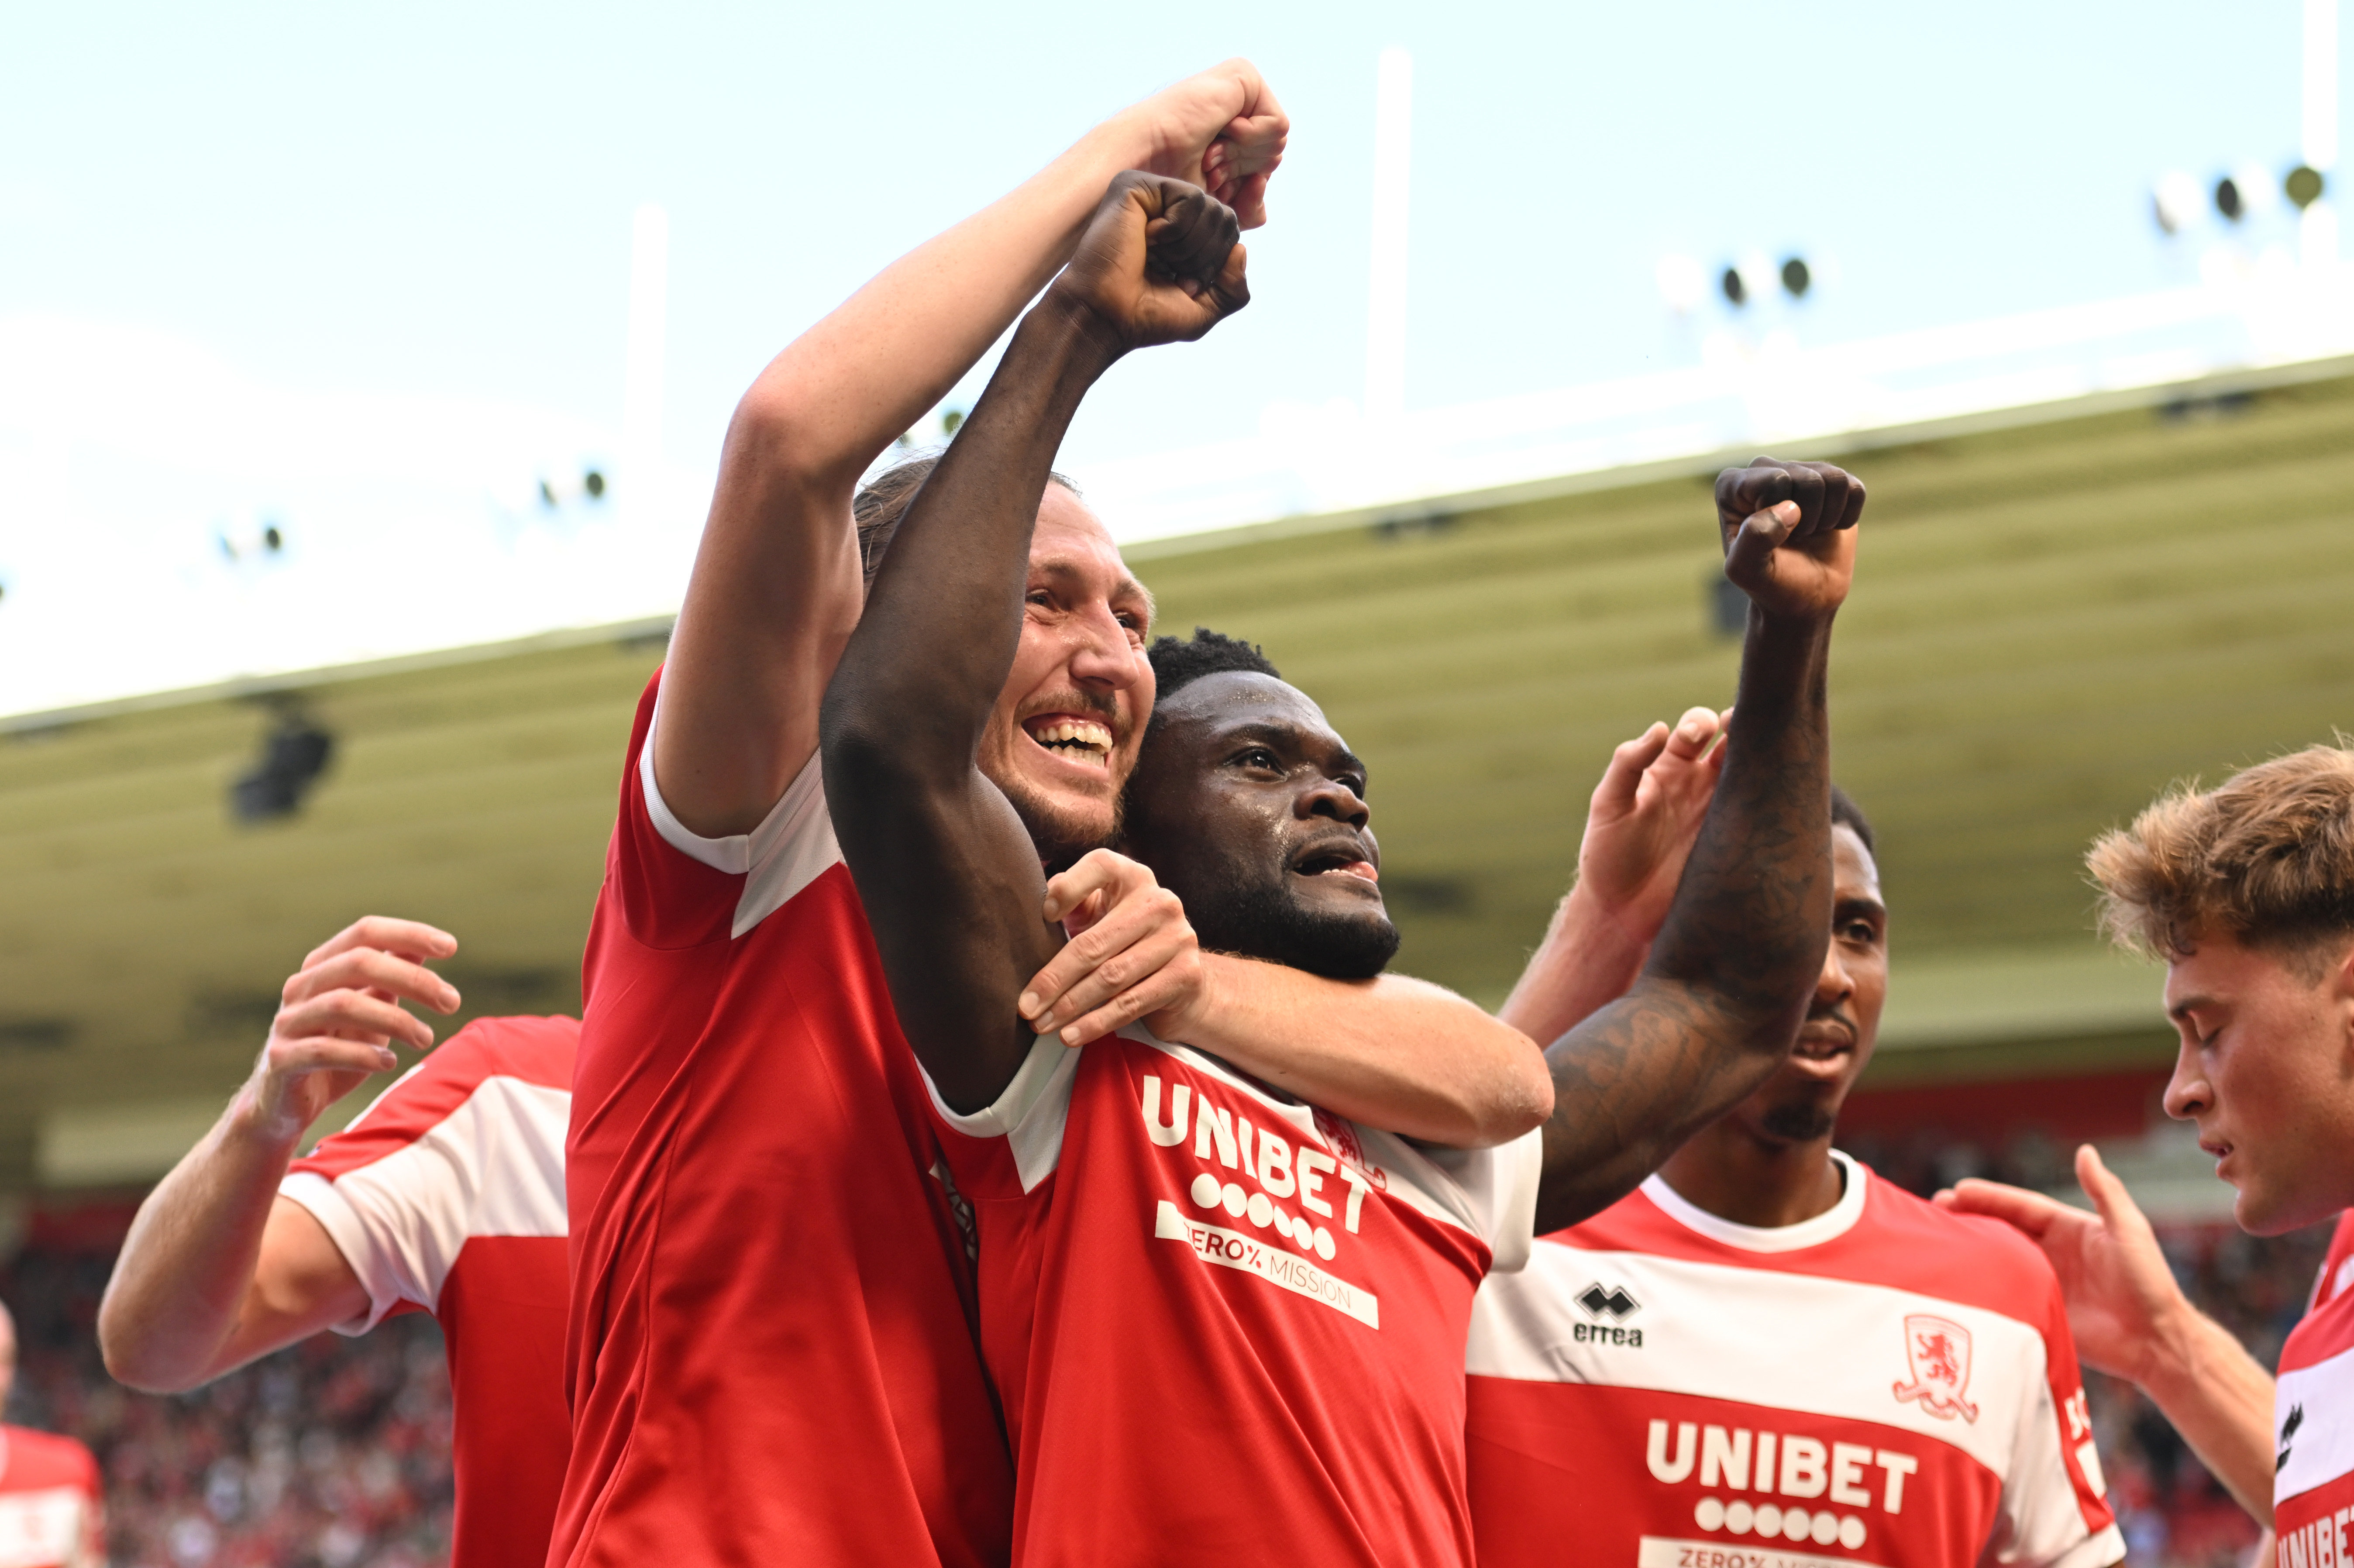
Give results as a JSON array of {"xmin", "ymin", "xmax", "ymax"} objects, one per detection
[
  {"xmin": 1122, "ymin": 59, "xmax": 1289, "ymax": 229},
  {"xmin": 1046, "ymin": 172, "xmax": 1249, "ymax": 354},
  {"xmin": 1715, "ymin": 457, "xmax": 1866, "ymax": 622}
]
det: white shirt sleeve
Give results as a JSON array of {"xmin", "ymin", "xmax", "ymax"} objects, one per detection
[
  {"xmin": 638, "ymin": 697, "xmax": 843, "ymax": 938},
  {"xmin": 278, "ymin": 1074, "xmax": 570, "ymax": 1333},
  {"xmin": 922, "ymin": 1031, "xmax": 1083, "ymax": 1194},
  {"xmin": 278, "ymin": 1169, "xmax": 415, "ymax": 1335},
  {"xmin": 1421, "ymin": 1127, "xmax": 1546, "ymax": 1274}
]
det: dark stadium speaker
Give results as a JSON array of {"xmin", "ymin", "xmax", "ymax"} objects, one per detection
[
  {"xmin": 1719, "ymin": 266, "xmax": 1747, "ymax": 307},
  {"xmin": 2215, "ymin": 176, "xmax": 2245, "ymax": 222},
  {"xmin": 1780, "ymin": 257, "xmax": 1811, "ymax": 299},
  {"xmin": 231, "ymin": 709, "xmax": 336, "ymax": 822},
  {"xmin": 2288, "ymin": 164, "xmax": 2327, "ymax": 209}
]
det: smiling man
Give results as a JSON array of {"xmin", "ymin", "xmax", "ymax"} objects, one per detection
[
  {"xmin": 823, "ymin": 150, "xmax": 1874, "ymax": 1559},
  {"xmin": 1465, "ymin": 782, "xmax": 2125, "ymax": 1568}
]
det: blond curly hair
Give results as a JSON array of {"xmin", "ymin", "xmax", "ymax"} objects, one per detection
[{"xmin": 2087, "ymin": 742, "xmax": 2354, "ymax": 976}]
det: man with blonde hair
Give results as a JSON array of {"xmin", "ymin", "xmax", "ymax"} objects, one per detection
[{"xmin": 1945, "ymin": 741, "xmax": 2354, "ymax": 1558}]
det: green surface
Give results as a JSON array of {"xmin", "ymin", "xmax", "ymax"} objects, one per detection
[{"xmin": 4, "ymin": 372, "xmax": 2351, "ymax": 1181}]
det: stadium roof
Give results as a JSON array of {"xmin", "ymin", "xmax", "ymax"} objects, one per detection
[{"xmin": 6, "ymin": 345, "xmax": 2354, "ymax": 1193}]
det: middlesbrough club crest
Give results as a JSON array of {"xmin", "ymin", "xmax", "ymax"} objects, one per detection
[{"xmin": 1893, "ymin": 1314, "xmax": 1980, "ymax": 1424}]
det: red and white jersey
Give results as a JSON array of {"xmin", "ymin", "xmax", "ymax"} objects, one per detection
[
  {"xmin": 1466, "ymin": 1152, "xmax": 2123, "ymax": 1568},
  {"xmin": 281, "ymin": 1012, "xmax": 575, "ymax": 1568},
  {"xmin": 2273, "ymin": 1210, "xmax": 2354, "ymax": 1565},
  {"xmin": 0, "ymin": 1427, "xmax": 102, "ymax": 1568},
  {"xmin": 553, "ymin": 674, "xmax": 1012, "ymax": 1568},
  {"xmin": 929, "ymin": 1024, "xmax": 1543, "ymax": 1568}
]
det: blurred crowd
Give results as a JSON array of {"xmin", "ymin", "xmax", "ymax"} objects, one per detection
[
  {"xmin": 0, "ymin": 1128, "xmax": 2328, "ymax": 1568},
  {"xmin": 2, "ymin": 1245, "xmax": 453, "ymax": 1568}
]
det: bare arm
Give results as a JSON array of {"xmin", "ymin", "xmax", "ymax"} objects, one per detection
[
  {"xmin": 99, "ymin": 919, "xmax": 459, "ymax": 1391},
  {"xmin": 1011, "ymin": 849, "xmax": 1552, "ymax": 1145},
  {"xmin": 1165, "ymin": 960, "xmax": 1550, "ymax": 1146},
  {"xmin": 1941, "ymin": 1146, "xmax": 2278, "ymax": 1524},
  {"xmin": 1499, "ymin": 706, "xmax": 1727, "ymax": 1045},
  {"xmin": 1533, "ymin": 461, "xmax": 1865, "ymax": 1233},
  {"xmin": 659, "ymin": 63, "xmax": 1287, "ymax": 837},
  {"xmin": 820, "ymin": 175, "xmax": 1246, "ymax": 1112}
]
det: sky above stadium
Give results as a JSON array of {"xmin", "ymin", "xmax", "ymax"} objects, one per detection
[{"xmin": 0, "ymin": 0, "xmax": 2333, "ymax": 713}]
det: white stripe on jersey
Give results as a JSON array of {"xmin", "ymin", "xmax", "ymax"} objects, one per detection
[
  {"xmin": 1468, "ymin": 1243, "xmax": 2053, "ymax": 1481},
  {"xmin": 2278, "ymin": 1341, "xmax": 2354, "ymax": 1504},
  {"xmin": 282, "ymin": 1073, "xmax": 568, "ymax": 1330}
]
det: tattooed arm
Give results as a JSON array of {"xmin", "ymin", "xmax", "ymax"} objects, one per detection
[{"xmin": 1533, "ymin": 460, "xmax": 1866, "ymax": 1233}]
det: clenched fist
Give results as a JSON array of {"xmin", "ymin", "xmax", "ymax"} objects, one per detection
[
  {"xmin": 1045, "ymin": 172, "xmax": 1249, "ymax": 355},
  {"xmin": 1715, "ymin": 457, "xmax": 1866, "ymax": 622}
]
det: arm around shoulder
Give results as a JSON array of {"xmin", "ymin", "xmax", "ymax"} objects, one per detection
[{"xmin": 1168, "ymin": 957, "xmax": 1551, "ymax": 1147}]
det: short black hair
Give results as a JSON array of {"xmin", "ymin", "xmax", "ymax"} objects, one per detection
[
  {"xmin": 1831, "ymin": 784, "xmax": 1876, "ymax": 855},
  {"xmin": 1148, "ymin": 628, "xmax": 1281, "ymax": 701},
  {"xmin": 851, "ymin": 454, "xmax": 1081, "ymax": 588}
]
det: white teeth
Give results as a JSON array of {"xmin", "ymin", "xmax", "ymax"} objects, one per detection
[{"xmin": 1029, "ymin": 719, "xmax": 1112, "ymax": 755}]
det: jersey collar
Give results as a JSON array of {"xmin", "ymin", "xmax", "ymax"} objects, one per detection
[{"xmin": 1639, "ymin": 1148, "xmax": 1868, "ymax": 1253}]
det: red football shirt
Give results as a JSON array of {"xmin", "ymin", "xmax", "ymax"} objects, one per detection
[
  {"xmin": 281, "ymin": 1013, "xmax": 575, "ymax": 1568},
  {"xmin": 551, "ymin": 674, "xmax": 1012, "ymax": 1568},
  {"xmin": 2273, "ymin": 1210, "xmax": 2354, "ymax": 1565},
  {"xmin": 928, "ymin": 1025, "xmax": 1542, "ymax": 1568},
  {"xmin": 1466, "ymin": 1153, "xmax": 2121, "ymax": 1568},
  {"xmin": 0, "ymin": 1425, "xmax": 103, "ymax": 1568}
]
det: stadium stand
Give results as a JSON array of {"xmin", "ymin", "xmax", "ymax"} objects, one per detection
[
  {"xmin": 4, "ymin": 1207, "xmax": 454, "ymax": 1568},
  {"xmin": 0, "ymin": 1129, "xmax": 2316, "ymax": 1568}
]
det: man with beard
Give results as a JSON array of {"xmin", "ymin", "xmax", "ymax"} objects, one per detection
[
  {"xmin": 1464, "ymin": 777, "xmax": 2124, "ymax": 1568},
  {"xmin": 558, "ymin": 63, "xmax": 1552, "ymax": 1568},
  {"xmin": 821, "ymin": 161, "xmax": 1865, "ymax": 1563}
]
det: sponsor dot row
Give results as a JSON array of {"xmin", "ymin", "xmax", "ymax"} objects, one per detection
[
  {"xmin": 1694, "ymin": 1497, "xmax": 1865, "ymax": 1549},
  {"xmin": 1190, "ymin": 1173, "xmax": 1337, "ymax": 1261}
]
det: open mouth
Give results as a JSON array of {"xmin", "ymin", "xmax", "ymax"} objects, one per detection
[
  {"xmin": 1022, "ymin": 715, "xmax": 1114, "ymax": 768},
  {"xmin": 1791, "ymin": 1022, "xmax": 1855, "ymax": 1061},
  {"xmin": 1292, "ymin": 844, "xmax": 1380, "ymax": 883}
]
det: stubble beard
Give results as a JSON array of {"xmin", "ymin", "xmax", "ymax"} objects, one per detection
[
  {"xmin": 1187, "ymin": 867, "xmax": 1401, "ymax": 981},
  {"xmin": 1757, "ymin": 1100, "xmax": 1838, "ymax": 1145},
  {"xmin": 1000, "ymin": 773, "xmax": 1123, "ymax": 872}
]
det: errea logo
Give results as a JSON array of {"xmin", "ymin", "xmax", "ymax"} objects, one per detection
[
  {"xmin": 1579, "ymin": 1283, "xmax": 1640, "ymax": 1320},
  {"xmin": 1574, "ymin": 1281, "xmax": 1645, "ymax": 1347}
]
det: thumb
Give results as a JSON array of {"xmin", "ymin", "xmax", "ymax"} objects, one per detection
[
  {"xmin": 1593, "ymin": 724, "xmax": 1671, "ymax": 817},
  {"xmin": 1723, "ymin": 500, "xmax": 1800, "ymax": 591},
  {"xmin": 2075, "ymin": 1144, "xmax": 2143, "ymax": 1236}
]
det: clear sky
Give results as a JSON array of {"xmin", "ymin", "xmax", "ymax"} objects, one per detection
[{"xmin": 0, "ymin": 1, "xmax": 2331, "ymax": 711}]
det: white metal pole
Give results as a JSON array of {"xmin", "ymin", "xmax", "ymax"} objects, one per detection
[
  {"xmin": 1365, "ymin": 48, "xmax": 1413, "ymax": 423},
  {"xmin": 2305, "ymin": 0, "xmax": 2339, "ymax": 265},
  {"xmin": 623, "ymin": 203, "xmax": 670, "ymax": 514}
]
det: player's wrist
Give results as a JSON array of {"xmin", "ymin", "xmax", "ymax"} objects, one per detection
[
  {"xmin": 1558, "ymin": 880, "xmax": 1657, "ymax": 958},
  {"xmin": 1020, "ymin": 290, "xmax": 1129, "ymax": 377},
  {"xmin": 227, "ymin": 1072, "xmax": 313, "ymax": 1155},
  {"xmin": 2136, "ymin": 1291, "xmax": 2221, "ymax": 1398},
  {"xmin": 1160, "ymin": 950, "xmax": 1243, "ymax": 1044}
]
